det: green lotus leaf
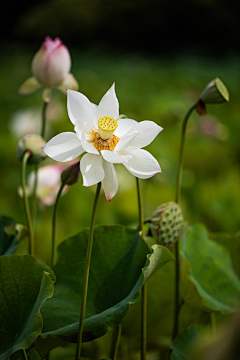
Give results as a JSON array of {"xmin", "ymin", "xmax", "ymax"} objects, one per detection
[
  {"xmin": 120, "ymin": 259, "xmax": 209, "ymax": 354},
  {"xmin": 181, "ymin": 224, "xmax": 240, "ymax": 313},
  {"xmin": 0, "ymin": 215, "xmax": 28, "ymax": 255},
  {"xmin": 36, "ymin": 225, "xmax": 173, "ymax": 357},
  {"xmin": 0, "ymin": 255, "xmax": 55, "ymax": 360},
  {"xmin": 170, "ymin": 325, "xmax": 200, "ymax": 360},
  {"xmin": 210, "ymin": 231, "xmax": 240, "ymax": 278}
]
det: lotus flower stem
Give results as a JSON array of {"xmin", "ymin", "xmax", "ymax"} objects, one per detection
[
  {"xmin": 172, "ymin": 102, "xmax": 198, "ymax": 341},
  {"xmin": 136, "ymin": 177, "xmax": 147, "ymax": 360},
  {"xmin": 32, "ymin": 99, "xmax": 48, "ymax": 230},
  {"xmin": 21, "ymin": 349, "xmax": 28, "ymax": 360},
  {"xmin": 75, "ymin": 182, "xmax": 101, "ymax": 360},
  {"xmin": 51, "ymin": 183, "xmax": 65, "ymax": 268},
  {"xmin": 110, "ymin": 325, "xmax": 122, "ymax": 360},
  {"xmin": 31, "ymin": 164, "xmax": 38, "ymax": 231},
  {"xmin": 22, "ymin": 151, "xmax": 34, "ymax": 256},
  {"xmin": 41, "ymin": 101, "xmax": 48, "ymax": 139},
  {"xmin": 175, "ymin": 102, "xmax": 198, "ymax": 204},
  {"xmin": 211, "ymin": 312, "xmax": 216, "ymax": 335}
]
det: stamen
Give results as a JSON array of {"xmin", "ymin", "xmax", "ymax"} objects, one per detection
[
  {"xmin": 90, "ymin": 130, "xmax": 120, "ymax": 151},
  {"xmin": 98, "ymin": 116, "xmax": 118, "ymax": 140}
]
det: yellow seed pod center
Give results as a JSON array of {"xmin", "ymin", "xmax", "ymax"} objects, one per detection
[{"xmin": 98, "ymin": 116, "xmax": 118, "ymax": 140}]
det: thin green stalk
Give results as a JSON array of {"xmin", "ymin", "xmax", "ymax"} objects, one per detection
[
  {"xmin": 141, "ymin": 282, "xmax": 147, "ymax": 360},
  {"xmin": 172, "ymin": 102, "xmax": 197, "ymax": 342},
  {"xmin": 21, "ymin": 349, "xmax": 28, "ymax": 360},
  {"xmin": 172, "ymin": 240, "xmax": 179, "ymax": 340},
  {"xmin": 110, "ymin": 325, "xmax": 122, "ymax": 360},
  {"xmin": 136, "ymin": 177, "xmax": 147, "ymax": 360},
  {"xmin": 31, "ymin": 164, "xmax": 38, "ymax": 231},
  {"xmin": 75, "ymin": 182, "xmax": 101, "ymax": 360},
  {"xmin": 211, "ymin": 312, "xmax": 216, "ymax": 335},
  {"xmin": 41, "ymin": 101, "xmax": 48, "ymax": 139},
  {"xmin": 175, "ymin": 102, "xmax": 198, "ymax": 204},
  {"xmin": 51, "ymin": 183, "xmax": 65, "ymax": 268},
  {"xmin": 136, "ymin": 178, "xmax": 144, "ymax": 234},
  {"xmin": 22, "ymin": 151, "xmax": 34, "ymax": 256}
]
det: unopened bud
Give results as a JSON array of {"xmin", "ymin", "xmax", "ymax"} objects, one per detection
[
  {"xmin": 200, "ymin": 78, "xmax": 229, "ymax": 104},
  {"xmin": 150, "ymin": 202, "xmax": 184, "ymax": 247},
  {"xmin": 16, "ymin": 134, "xmax": 47, "ymax": 165},
  {"xmin": 61, "ymin": 161, "xmax": 80, "ymax": 186}
]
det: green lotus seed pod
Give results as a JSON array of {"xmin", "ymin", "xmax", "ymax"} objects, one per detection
[
  {"xmin": 150, "ymin": 202, "xmax": 184, "ymax": 247},
  {"xmin": 200, "ymin": 77, "xmax": 229, "ymax": 104},
  {"xmin": 16, "ymin": 134, "xmax": 47, "ymax": 165}
]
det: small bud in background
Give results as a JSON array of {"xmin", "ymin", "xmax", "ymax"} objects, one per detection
[
  {"xmin": 150, "ymin": 202, "xmax": 184, "ymax": 247},
  {"xmin": 16, "ymin": 134, "xmax": 47, "ymax": 165},
  {"xmin": 32, "ymin": 36, "xmax": 71, "ymax": 87},
  {"xmin": 18, "ymin": 164, "xmax": 69, "ymax": 208},
  {"xmin": 200, "ymin": 78, "xmax": 229, "ymax": 104},
  {"xmin": 18, "ymin": 36, "xmax": 79, "ymax": 101},
  {"xmin": 61, "ymin": 161, "xmax": 80, "ymax": 186}
]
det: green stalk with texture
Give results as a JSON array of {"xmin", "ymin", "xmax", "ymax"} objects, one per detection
[
  {"xmin": 173, "ymin": 102, "xmax": 197, "ymax": 341},
  {"xmin": 75, "ymin": 182, "xmax": 101, "ymax": 360},
  {"xmin": 136, "ymin": 177, "xmax": 147, "ymax": 360}
]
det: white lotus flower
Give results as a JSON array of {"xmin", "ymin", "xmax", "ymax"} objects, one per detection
[{"xmin": 43, "ymin": 84, "xmax": 163, "ymax": 200}]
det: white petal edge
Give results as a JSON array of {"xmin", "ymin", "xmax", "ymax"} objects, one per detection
[
  {"xmin": 101, "ymin": 150, "xmax": 132, "ymax": 164},
  {"xmin": 122, "ymin": 148, "xmax": 161, "ymax": 179},
  {"xmin": 43, "ymin": 132, "xmax": 84, "ymax": 162},
  {"xmin": 114, "ymin": 131, "xmax": 139, "ymax": 151},
  {"xmin": 126, "ymin": 121, "xmax": 163, "ymax": 149},
  {"xmin": 114, "ymin": 118, "xmax": 137, "ymax": 137},
  {"xmin": 96, "ymin": 83, "xmax": 119, "ymax": 120},
  {"xmin": 81, "ymin": 131, "xmax": 99, "ymax": 155},
  {"xmin": 80, "ymin": 153, "xmax": 105, "ymax": 187},
  {"xmin": 67, "ymin": 89, "xmax": 95, "ymax": 128},
  {"xmin": 102, "ymin": 160, "xmax": 118, "ymax": 201}
]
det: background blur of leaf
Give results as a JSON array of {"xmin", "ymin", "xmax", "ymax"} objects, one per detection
[{"xmin": 0, "ymin": 0, "xmax": 239, "ymax": 263}]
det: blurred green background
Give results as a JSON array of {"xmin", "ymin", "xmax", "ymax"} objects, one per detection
[{"xmin": 0, "ymin": 0, "xmax": 239, "ymax": 263}]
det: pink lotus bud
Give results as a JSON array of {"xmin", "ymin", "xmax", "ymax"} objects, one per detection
[
  {"xmin": 23, "ymin": 164, "xmax": 68, "ymax": 208},
  {"xmin": 32, "ymin": 36, "xmax": 71, "ymax": 87}
]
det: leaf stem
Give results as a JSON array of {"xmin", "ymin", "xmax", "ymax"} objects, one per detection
[
  {"xmin": 110, "ymin": 325, "xmax": 122, "ymax": 360},
  {"xmin": 136, "ymin": 177, "xmax": 147, "ymax": 360},
  {"xmin": 51, "ymin": 183, "xmax": 65, "ymax": 268},
  {"xmin": 141, "ymin": 282, "xmax": 147, "ymax": 360},
  {"xmin": 172, "ymin": 240, "xmax": 180, "ymax": 340},
  {"xmin": 172, "ymin": 102, "xmax": 197, "ymax": 342},
  {"xmin": 41, "ymin": 101, "xmax": 48, "ymax": 139},
  {"xmin": 75, "ymin": 182, "xmax": 101, "ymax": 360},
  {"xmin": 21, "ymin": 349, "xmax": 28, "ymax": 360},
  {"xmin": 22, "ymin": 151, "xmax": 34, "ymax": 256}
]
